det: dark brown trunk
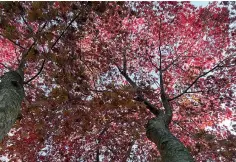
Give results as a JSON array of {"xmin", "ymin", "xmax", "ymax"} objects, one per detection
[
  {"xmin": 146, "ymin": 114, "xmax": 194, "ymax": 162},
  {"xmin": 0, "ymin": 70, "xmax": 24, "ymax": 141}
]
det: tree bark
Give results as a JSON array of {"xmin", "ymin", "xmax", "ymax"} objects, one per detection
[
  {"xmin": 146, "ymin": 113, "xmax": 194, "ymax": 162},
  {"xmin": 0, "ymin": 70, "xmax": 24, "ymax": 141}
]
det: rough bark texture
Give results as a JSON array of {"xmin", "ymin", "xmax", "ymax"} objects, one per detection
[
  {"xmin": 0, "ymin": 70, "xmax": 24, "ymax": 141},
  {"xmin": 146, "ymin": 113, "xmax": 194, "ymax": 162}
]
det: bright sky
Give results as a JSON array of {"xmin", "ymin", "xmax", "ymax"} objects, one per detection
[{"xmin": 191, "ymin": 1, "xmax": 209, "ymax": 7}]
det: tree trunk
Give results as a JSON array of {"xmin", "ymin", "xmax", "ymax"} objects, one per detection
[
  {"xmin": 0, "ymin": 70, "xmax": 24, "ymax": 141},
  {"xmin": 146, "ymin": 113, "xmax": 194, "ymax": 162}
]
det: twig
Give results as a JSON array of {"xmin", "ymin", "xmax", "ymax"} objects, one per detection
[
  {"xmin": 115, "ymin": 63, "xmax": 160, "ymax": 116},
  {"xmin": 0, "ymin": 33, "xmax": 25, "ymax": 50},
  {"xmin": 96, "ymin": 125, "xmax": 109, "ymax": 162},
  {"xmin": 122, "ymin": 140, "xmax": 135, "ymax": 162},
  {"xmin": 18, "ymin": 22, "xmax": 48, "ymax": 70},
  {"xmin": 50, "ymin": 13, "xmax": 81, "ymax": 51},
  {"xmin": 169, "ymin": 55, "xmax": 235, "ymax": 101},
  {"xmin": 21, "ymin": 15, "xmax": 34, "ymax": 34},
  {"xmin": 185, "ymin": 91, "xmax": 204, "ymax": 94},
  {"xmin": 0, "ymin": 63, "xmax": 12, "ymax": 71},
  {"xmin": 162, "ymin": 37, "xmax": 201, "ymax": 72},
  {"xmin": 18, "ymin": 40, "xmax": 37, "ymax": 69},
  {"xmin": 23, "ymin": 59, "xmax": 45, "ymax": 84},
  {"xmin": 22, "ymin": 13, "xmax": 80, "ymax": 83},
  {"xmin": 169, "ymin": 65, "xmax": 219, "ymax": 101}
]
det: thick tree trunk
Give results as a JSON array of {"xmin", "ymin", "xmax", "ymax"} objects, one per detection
[
  {"xmin": 146, "ymin": 113, "xmax": 194, "ymax": 162},
  {"xmin": 0, "ymin": 70, "xmax": 24, "ymax": 141}
]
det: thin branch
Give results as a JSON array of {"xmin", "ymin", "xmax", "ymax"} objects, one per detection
[
  {"xmin": 173, "ymin": 58, "xmax": 236, "ymax": 97},
  {"xmin": 50, "ymin": 13, "xmax": 81, "ymax": 51},
  {"xmin": 145, "ymin": 41, "xmax": 160, "ymax": 72},
  {"xmin": 99, "ymin": 126, "xmax": 109, "ymax": 137},
  {"xmin": 157, "ymin": 18, "xmax": 173, "ymax": 125},
  {"xmin": 158, "ymin": 19, "xmax": 162, "ymax": 71},
  {"xmin": 122, "ymin": 140, "xmax": 135, "ymax": 162},
  {"xmin": 18, "ymin": 40, "xmax": 37, "ymax": 69},
  {"xmin": 115, "ymin": 63, "xmax": 160, "ymax": 116},
  {"xmin": 18, "ymin": 22, "xmax": 48, "ymax": 70},
  {"xmin": 96, "ymin": 125, "xmax": 109, "ymax": 162},
  {"xmin": 23, "ymin": 59, "xmax": 45, "ymax": 84},
  {"xmin": 38, "ymin": 22, "xmax": 48, "ymax": 34},
  {"xmin": 173, "ymin": 63, "xmax": 187, "ymax": 73},
  {"xmin": 158, "ymin": 18, "xmax": 165, "ymax": 96},
  {"xmin": 162, "ymin": 37, "xmax": 201, "ymax": 72},
  {"xmin": 0, "ymin": 63, "xmax": 12, "ymax": 71},
  {"xmin": 118, "ymin": 67, "xmax": 138, "ymax": 90},
  {"xmin": 218, "ymin": 64, "xmax": 236, "ymax": 68},
  {"xmin": 185, "ymin": 90, "xmax": 204, "ymax": 94},
  {"xmin": 174, "ymin": 53, "xmax": 235, "ymax": 101},
  {"xmin": 22, "ymin": 12, "xmax": 80, "ymax": 85},
  {"xmin": 90, "ymin": 88, "xmax": 112, "ymax": 93},
  {"xmin": 122, "ymin": 52, "xmax": 127, "ymax": 73},
  {"xmin": 101, "ymin": 41, "xmax": 161, "ymax": 116},
  {"xmin": 0, "ymin": 33, "xmax": 25, "ymax": 50},
  {"xmin": 142, "ymin": 99, "xmax": 160, "ymax": 115},
  {"xmin": 169, "ymin": 64, "xmax": 219, "ymax": 101},
  {"xmin": 105, "ymin": 39, "xmax": 161, "ymax": 116},
  {"xmin": 20, "ymin": 12, "xmax": 78, "ymax": 83},
  {"xmin": 148, "ymin": 56, "xmax": 161, "ymax": 72},
  {"xmin": 18, "ymin": 3, "xmax": 33, "ymax": 32},
  {"xmin": 21, "ymin": 15, "xmax": 34, "ymax": 34}
]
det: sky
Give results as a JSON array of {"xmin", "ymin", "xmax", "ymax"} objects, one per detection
[{"xmin": 191, "ymin": 1, "xmax": 210, "ymax": 7}]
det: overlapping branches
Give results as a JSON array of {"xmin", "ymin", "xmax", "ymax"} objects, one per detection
[
  {"xmin": 113, "ymin": 51, "xmax": 160, "ymax": 116},
  {"xmin": 18, "ymin": 12, "xmax": 81, "ymax": 83},
  {"xmin": 169, "ymin": 55, "xmax": 236, "ymax": 101}
]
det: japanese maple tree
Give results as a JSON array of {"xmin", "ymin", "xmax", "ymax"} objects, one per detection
[
  {"xmin": 79, "ymin": 1, "xmax": 235, "ymax": 161},
  {"xmin": 0, "ymin": 1, "xmax": 235, "ymax": 162}
]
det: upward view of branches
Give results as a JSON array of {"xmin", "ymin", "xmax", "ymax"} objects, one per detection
[{"xmin": 0, "ymin": 2, "xmax": 235, "ymax": 162}]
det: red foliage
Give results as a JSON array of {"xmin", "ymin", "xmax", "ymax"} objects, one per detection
[{"xmin": 0, "ymin": 2, "xmax": 235, "ymax": 162}]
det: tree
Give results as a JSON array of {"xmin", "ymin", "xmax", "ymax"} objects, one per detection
[{"xmin": 0, "ymin": 2, "xmax": 235, "ymax": 162}]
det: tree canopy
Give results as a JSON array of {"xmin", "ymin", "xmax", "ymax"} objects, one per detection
[{"xmin": 0, "ymin": 2, "xmax": 235, "ymax": 162}]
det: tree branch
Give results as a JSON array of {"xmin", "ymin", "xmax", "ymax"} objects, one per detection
[
  {"xmin": 96, "ymin": 125, "xmax": 109, "ymax": 162},
  {"xmin": 162, "ymin": 37, "xmax": 201, "ymax": 72},
  {"xmin": 0, "ymin": 63, "xmax": 12, "ymax": 71},
  {"xmin": 158, "ymin": 18, "xmax": 173, "ymax": 125},
  {"xmin": 158, "ymin": 19, "xmax": 162, "ymax": 71},
  {"xmin": 50, "ymin": 13, "xmax": 81, "ymax": 51},
  {"xmin": 20, "ymin": 12, "xmax": 79, "ymax": 83},
  {"xmin": 122, "ymin": 140, "xmax": 135, "ymax": 162},
  {"xmin": 0, "ymin": 33, "xmax": 25, "ymax": 50},
  {"xmin": 169, "ymin": 64, "xmax": 219, "ymax": 101},
  {"xmin": 115, "ymin": 63, "xmax": 160, "ymax": 116},
  {"xmin": 185, "ymin": 90, "xmax": 204, "ymax": 94},
  {"xmin": 18, "ymin": 22, "xmax": 48, "ymax": 70},
  {"xmin": 18, "ymin": 40, "xmax": 37, "ymax": 70},
  {"xmin": 170, "ymin": 54, "xmax": 236, "ymax": 101},
  {"xmin": 23, "ymin": 59, "xmax": 45, "ymax": 84},
  {"xmin": 21, "ymin": 15, "xmax": 34, "ymax": 34},
  {"xmin": 145, "ymin": 40, "xmax": 160, "ymax": 72},
  {"xmin": 122, "ymin": 52, "xmax": 127, "ymax": 74}
]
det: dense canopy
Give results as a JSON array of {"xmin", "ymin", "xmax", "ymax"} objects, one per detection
[{"xmin": 0, "ymin": 2, "xmax": 235, "ymax": 162}]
